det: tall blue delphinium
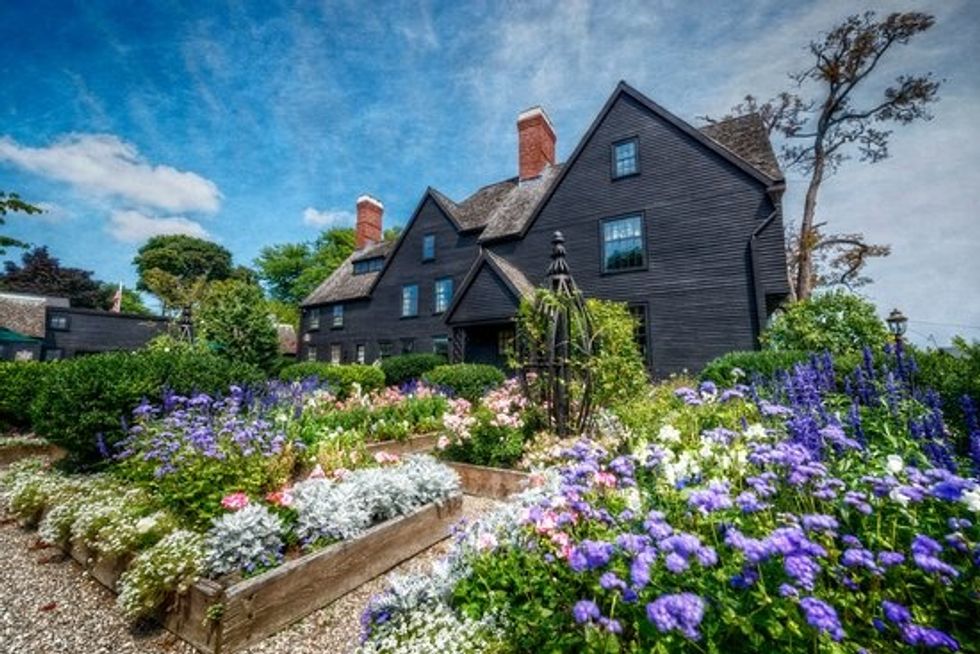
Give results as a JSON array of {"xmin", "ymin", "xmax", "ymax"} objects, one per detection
[{"xmin": 960, "ymin": 395, "xmax": 980, "ymax": 475}]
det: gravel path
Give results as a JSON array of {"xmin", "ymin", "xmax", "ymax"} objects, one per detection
[{"xmin": 0, "ymin": 496, "xmax": 500, "ymax": 654}]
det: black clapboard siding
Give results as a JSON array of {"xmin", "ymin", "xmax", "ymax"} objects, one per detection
[
  {"xmin": 450, "ymin": 264, "xmax": 521, "ymax": 325},
  {"xmin": 44, "ymin": 308, "xmax": 168, "ymax": 358}
]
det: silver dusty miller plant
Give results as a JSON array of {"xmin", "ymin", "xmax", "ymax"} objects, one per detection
[
  {"xmin": 204, "ymin": 503, "xmax": 285, "ymax": 577},
  {"xmin": 292, "ymin": 455, "xmax": 459, "ymax": 548}
]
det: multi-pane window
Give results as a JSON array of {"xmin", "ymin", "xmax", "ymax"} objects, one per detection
[
  {"xmin": 306, "ymin": 346, "xmax": 317, "ymax": 361},
  {"xmin": 434, "ymin": 277, "xmax": 453, "ymax": 314},
  {"xmin": 378, "ymin": 341, "xmax": 393, "ymax": 359},
  {"xmin": 612, "ymin": 138, "xmax": 638, "ymax": 178},
  {"xmin": 49, "ymin": 314, "xmax": 70, "ymax": 330},
  {"xmin": 401, "ymin": 284, "xmax": 419, "ymax": 317},
  {"xmin": 422, "ymin": 234, "xmax": 436, "ymax": 261},
  {"xmin": 628, "ymin": 304, "xmax": 649, "ymax": 362},
  {"xmin": 332, "ymin": 304, "xmax": 344, "ymax": 328},
  {"xmin": 401, "ymin": 338, "xmax": 415, "ymax": 354},
  {"xmin": 308, "ymin": 310, "xmax": 320, "ymax": 330},
  {"xmin": 330, "ymin": 343, "xmax": 342, "ymax": 364},
  {"xmin": 432, "ymin": 335, "xmax": 449, "ymax": 358},
  {"xmin": 602, "ymin": 214, "xmax": 645, "ymax": 272},
  {"xmin": 355, "ymin": 344, "xmax": 366, "ymax": 364},
  {"xmin": 352, "ymin": 257, "xmax": 384, "ymax": 274}
]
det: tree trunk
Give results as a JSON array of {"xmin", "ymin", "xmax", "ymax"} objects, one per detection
[{"xmin": 795, "ymin": 152, "xmax": 826, "ymax": 301}]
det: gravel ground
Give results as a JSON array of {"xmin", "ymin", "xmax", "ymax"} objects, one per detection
[{"xmin": 0, "ymin": 495, "xmax": 500, "ymax": 654}]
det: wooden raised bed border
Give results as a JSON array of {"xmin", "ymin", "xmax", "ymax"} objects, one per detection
[
  {"xmin": 65, "ymin": 494, "xmax": 463, "ymax": 654},
  {"xmin": 0, "ymin": 441, "xmax": 66, "ymax": 466},
  {"xmin": 364, "ymin": 433, "xmax": 439, "ymax": 457}
]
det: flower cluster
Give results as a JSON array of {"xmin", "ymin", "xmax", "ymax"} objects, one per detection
[{"xmin": 116, "ymin": 529, "xmax": 204, "ymax": 619}]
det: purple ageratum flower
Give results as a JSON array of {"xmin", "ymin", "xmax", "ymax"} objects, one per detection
[
  {"xmin": 630, "ymin": 550, "xmax": 656, "ymax": 589},
  {"xmin": 599, "ymin": 572, "xmax": 626, "ymax": 591},
  {"xmin": 784, "ymin": 554, "xmax": 821, "ymax": 590},
  {"xmin": 843, "ymin": 490, "xmax": 873, "ymax": 515},
  {"xmin": 799, "ymin": 597, "xmax": 845, "ymax": 642},
  {"xmin": 841, "ymin": 548, "xmax": 880, "ymax": 574},
  {"xmin": 665, "ymin": 552, "xmax": 689, "ymax": 574},
  {"xmin": 735, "ymin": 491, "xmax": 767, "ymax": 513},
  {"xmin": 687, "ymin": 482, "xmax": 733, "ymax": 515},
  {"xmin": 645, "ymin": 593, "xmax": 706, "ymax": 640},
  {"xmin": 882, "ymin": 600, "xmax": 912, "ymax": 624},
  {"xmin": 911, "ymin": 534, "xmax": 960, "ymax": 579},
  {"xmin": 801, "ymin": 514, "xmax": 839, "ymax": 534},
  {"xmin": 779, "ymin": 583, "xmax": 798, "ymax": 598},
  {"xmin": 730, "ymin": 566, "xmax": 759, "ymax": 589},
  {"xmin": 702, "ymin": 427, "xmax": 737, "ymax": 444},
  {"xmin": 901, "ymin": 624, "xmax": 960, "ymax": 651},
  {"xmin": 608, "ymin": 455, "xmax": 635, "ymax": 479},
  {"xmin": 877, "ymin": 550, "xmax": 905, "ymax": 568},
  {"xmin": 572, "ymin": 600, "xmax": 601, "ymax": 624},
  {"xmin": 930, "ymin": 478, "xmax": 972, "ymax": 502},
  {"xmin": 674, "ymin": 387, "xmax": 702, "ymax": 406},
  {"xmin": 616, "ymin": 533, "xmax": 651, "ymax": 554},
  {"xmin": 599, "ymin": 617, "xmax": 622, "ymax": 634},
  {"xmin": 719, "ymin": 388, "xmax": 744, "ymax": 403}
]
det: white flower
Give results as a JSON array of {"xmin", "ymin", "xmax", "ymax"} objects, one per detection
[
  {"xmin": 135, "ymin": 516, "xmax": 157, "ymax": 534},
  {"xmin": 889, "ymin": 487, "xmax": 910, "ymax": 507},
  {"xmin": 962, "ymin": 488, "xmax": 980, "ymax": 513},
  {"xmin": 885, "ymin": 455, "xmax": 904, "ymax": 475},
  {"xmin": 744, "ymin": 423, "xmax": 767, "ymax": 441},
  {"xmin": 657, "ymin": 425, "xmax": 681, "ymax": 443}
]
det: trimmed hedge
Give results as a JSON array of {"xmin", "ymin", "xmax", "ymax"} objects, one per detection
[
  {"xmin": 700, "ymin": 350, "xmax": 812, "ymax": 385},
  {"xmin": 0, "ymin": 361, "xmax": 54, "ymax": 429},
  {"xmin": 379, "ymin": 353, "xmax": 446, "ymax": 386},
  {"xmin": 278, "ymin": 362, "xmax": 385, "ymax": 398},
  {"xmin": 422, "ymin": 363, "xmax": 505, "ymax": 402},
  {"xmin": 31, "ymin": 350, "xmax": 263, "ymax": 468}
]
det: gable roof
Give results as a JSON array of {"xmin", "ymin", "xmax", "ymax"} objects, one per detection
[
  {"xmin": 300, "ymin": 81, "xmax": 783, "ymax": 307},
  {"xmin": 301, "ymin": 240, "xmax": 394, "ymax": 306},
  {"xmin": 444, "ymin": 250, "xmax": 536, "ymax": 324}
]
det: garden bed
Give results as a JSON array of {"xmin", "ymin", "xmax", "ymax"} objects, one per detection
[
  {"xmin": 0, "ymin": 438, "xmax": 65, "ymax": 466},
  {"xmin": 446, "ymin": 462, "xmax": 530, "ymax": 499},
  {"xmin": 63, "ymin": 494, "xmax": 463, "ymax": 653},
  {"xmin": 364, "ymin": 433, "xmax": 439, "ymax": 457}
]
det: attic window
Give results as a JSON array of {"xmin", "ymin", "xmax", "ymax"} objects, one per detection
[
  {"xmin": 422, "ymin": 234, "xmax": 435, "ymax": 261},
  {"xmin": 353, "ymin": 257, "xmax": 384, "ymax": 275},
  {"xmin": 612, "ymin": 138, "xmax": 639, "ymax": 178}
]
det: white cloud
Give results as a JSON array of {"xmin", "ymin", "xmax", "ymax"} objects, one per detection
[
  {"xmin": 302, "ymin": 207, "xmax": 353, "ymax": 228},
  {"xmin": 0, "ymin": 133, "xmax": 221, "ymax": 214},
  {"xmin": 107, "ymin": 209, "xmax": 210, "ymax": 243}
]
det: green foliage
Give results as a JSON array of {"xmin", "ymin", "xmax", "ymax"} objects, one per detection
[
  {"xmin": 133, "ymin": 234, "xmax": 233, "ymax": 310},
  {"xmin": 194, "ymin": 279, "xmax": 280, "ymax": 372},
  {"xmin": 912, "ymin": 337, "xmax": 980, "ymax": 439},
  {"xmin": 30, "ymin": 349, "xmax": 263, "ymax": 468},
  {"xmin": 423, "ymin": 364, "xmax": 505, "ymax": 402},
  {"xmin": 279, "ymin": 362, "xmax": 386, "ymax": 398},
  {"xmin": 380, "ymin": 353, "xmax": 446, "ymax": 386},
  {"xmin": 254, "ymin": 228, "xmax": 356, "ymax": 306},
  {"xmin": 0, "ymin": 190, "xmax": 40, "ymax": 254},
  {"xmin": 0, "ymin": 360, "xmax": 52, "ymax": 428},
  {"xmin": 100, "ymin": 284, "xmax": 153, "ymax": 315},
  {"xmin": 761, "ymin": 290, "xmax": 888, "ymax": 354},
  {"xmin": 584, "ymin": 298, "xmax": 648, "ymax": 407},
  {"xmin": 1, "ymin": 246, "xmax": 106, "ymax": 308},
  {"xmin": 700, "ymin": 350, "xmax": 813, "ymax": 385}
]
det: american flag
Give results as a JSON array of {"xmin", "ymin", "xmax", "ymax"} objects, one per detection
[{"xmin": 111, "ymin": 283, "xmax": 123, "ymax": 313}]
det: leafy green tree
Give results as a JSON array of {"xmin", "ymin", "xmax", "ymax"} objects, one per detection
[
  {"xmin": 254, "ymin": 227, "xmax": 356, "ymax": 305},
  {"xmin": 0, "ymin": 246, "xmax": 104, "ymax": 307},
  {"xmin": 761, "ymin": 290, "xmax": 889, "ymax": 354},
  {"xmin": 194, "ymin": 279, "xmax": 279, "ymax": 372},
  {"xmin": 0, "ymin": 190, "xmax": 41, "ymax": 255},
  {"xmin": 133, "ymin": 235, "xmax": 234, "ymax": 312}
]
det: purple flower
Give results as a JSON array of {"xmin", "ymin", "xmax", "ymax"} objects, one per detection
[
  {"xmin": 877, "ymin": 551, "xmax": 905, "ymax": 568},
  {"xmin": 687, "ymin": 482, "xmax": 733, "ymax": 514},
  {"xmin": 645, "ymin": 593, "xmax": 706, "ymax": 640},
  {"xmin": 799, "ymin": 597, "xmax": 845, "ymax": 641},
  {"xmin": 882, "ymin": 600, "xmax": 911, "ymax": 624},
  {"xmin": 599, "ymin": 572, "xmax": 626, "ymax": 591},
  {"xmin": 569, "ymin": 540, "xmax": 615, "ymax": 572},
  {"xmin": 801, "ymin": 514, "xmax": 839, "ymax": 533},
  {"xmin": 911, "ymin": 534, "xmax": 960, "ymax": 579},
  {"xmin": 901, "ymin": 624, "xmax": 960, "ymax": 651},
  {"xmin": 784, "ymin": 554, "xmax": 821, "ymax": 590},
  {"xmin": 572, "ymin": 599, "xmax": 601, "ymax": 624},
  {"xmin": 735, "ymin": 491, "xmax": 766, "ymax": 513},
  {"xmin": 630, "ymin": 550, "xmax": 656, "ymax": 589}
]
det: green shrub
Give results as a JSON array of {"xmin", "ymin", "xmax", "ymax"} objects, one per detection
[
  {"xmin": 30, "ymin": 349, "xmax": 263, "ymax": 468},
  {"xmin": 585, "ymin": 298, "xmax": 648, "ymax": 407},
  {"xmin": 761, "ymin": 290, "xmax": 889, "ymax": 354},
  {"xmin": 278, "ymin": 362, "xmax": 385, "ymax": 398},
  {"xmin": 423, "ymin": 363, "xmax": 505, "ymax": 402},
  {"xmin": 0, "ymin": 360, "xmax": 53, "ymax": 429},
  {"xmin": 911, "ymin": 338, "xmax": 980, "ymax": 440},
  {"xmin": 379, "ymin": 353, "xmax": 446, "ymax": 386},
  {"xmin": 700, "ymin": 350, "xmax": 812, "ymax": 385},
  {"xmin": 195, "ymin": 279, "xmax": 280, "ymax": 372}
]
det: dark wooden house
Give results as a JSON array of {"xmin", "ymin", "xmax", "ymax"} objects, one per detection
[
  {"xmin": 0, "ymin": 292, "xmax": 168, "ymax": 360},
  {"xmin": 300, "ymin": 82, "xmax": 788, "ymax": 376}
]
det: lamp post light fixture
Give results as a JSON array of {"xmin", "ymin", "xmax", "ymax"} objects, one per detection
[{"xmin": 886, "ymin": 308, "xmax": 908, "ymax": 346}]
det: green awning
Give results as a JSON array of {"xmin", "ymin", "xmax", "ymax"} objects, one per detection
[{"xmin": 0, "ymin": 327, "xmax": 41, "ymax": 343}]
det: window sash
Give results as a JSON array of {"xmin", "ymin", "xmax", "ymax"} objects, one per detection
[
  {"xmin": 614, "ymin": 140, "xmax": 638, "ymax": 177},
  {"xmin": 401, "ymin": 285, "xmax": 418, "ymax": 317},
  {"xmin": 434, "ymin": 278, "xmax": 453, "ymax": 313},
  {"xmin": 432, "ymin": 335, "xmax": 449, "ymax": 357},
  {"xmin": 330, "ymin": 344, "xmax": 342, "ymax": 364},
  {"xmin": 602, "ymin": 215, "xmax": 645, "ymax": 271},
  {"xmin": 356, "ymin": 344, "xmax": 366, "ymax": 364},
  {"xmin": 422, "ymin": 234, "xmax": 435, "ymax": 261},
  {"xmin": 332, "ymin": 304, "xmax": 343, "ymax": 327}
]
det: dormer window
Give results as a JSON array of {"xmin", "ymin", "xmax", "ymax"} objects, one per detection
[
  {"xmin": 612, "ymin": 138, "xmax": 639, "ymax": 178},
  {"xmin": 422, "ymin": 234, "xmax": 435, "ymax": 262},
  {"xmin": 353, "ymin": 257, "xmax": 384, "ymax": 275}
]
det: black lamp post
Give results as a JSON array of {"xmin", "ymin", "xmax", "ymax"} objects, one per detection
[{"xmin": 886, "ymin": 308, "xmax": 908, "ymax": 347}]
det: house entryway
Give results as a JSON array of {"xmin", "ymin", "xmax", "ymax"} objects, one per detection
[{"xmin": 453, "ymin": 322, "xmax": 515, "ymax": 369}]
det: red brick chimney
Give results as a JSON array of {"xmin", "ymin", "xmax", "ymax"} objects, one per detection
[
  {"xmin": 517, "ymin": 106, "xmax": 556, "ymax": 181},
  {"xmin": 355, "ymin": 195, "xmax": 383, "ymax": 249}
]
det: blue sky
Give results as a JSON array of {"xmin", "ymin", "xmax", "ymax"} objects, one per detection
[{"xmin": 1, "ymin": 0, "xmax": 978, "ymax": 345}]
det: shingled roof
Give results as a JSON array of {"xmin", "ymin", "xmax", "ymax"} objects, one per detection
[
  {"xmin": 301, "ymin": 240, "xmax": 394, "ymax": 306},
  {"xmin": 698, "ymin": 114, "xmax": 782, "ymax": 181}
]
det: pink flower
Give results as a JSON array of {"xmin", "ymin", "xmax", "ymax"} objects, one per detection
[
  {"xmin": 551, "ymin": 531, "xmax": 570, "ymax": 549},
  {"xmin": 477, "ymin": 532, "xmax": 499, "ymax": 551},
  {"xmin": 594, "ymin": 471, "xmax": 617, "ymax": 488},
  {"xmin": 309, "ymin": 464, "xmax": 327, "ymax": 480},
  {"xmin": 535, "ymin": 510, "xmax": 558, "ymax": 534},
  {"xmin": 265, "ymin": 489, "xmax": 294, "ymax": 508},
  {"xmin": 221, "ymin": 492, "xmax": 250, "ymax": 511},
  {"xmin": 530, "ymin": 472, "xmax": 546, "ymax": 487},
  {"xmin": 437, "ymin": 435, "xmax": 450, "ymax": 450},
  {"xmin": 374, "ymin": 451, "xmax": 400, "ymax": 465}
]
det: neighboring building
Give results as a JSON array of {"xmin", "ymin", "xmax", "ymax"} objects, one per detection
[
  {"xmin": 0, "ymin": 292, "xmax": 168, "ymax": 360},
  {"xmin": 300, "ymin": 82, "xmax": 789, "ymax": 376}
]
